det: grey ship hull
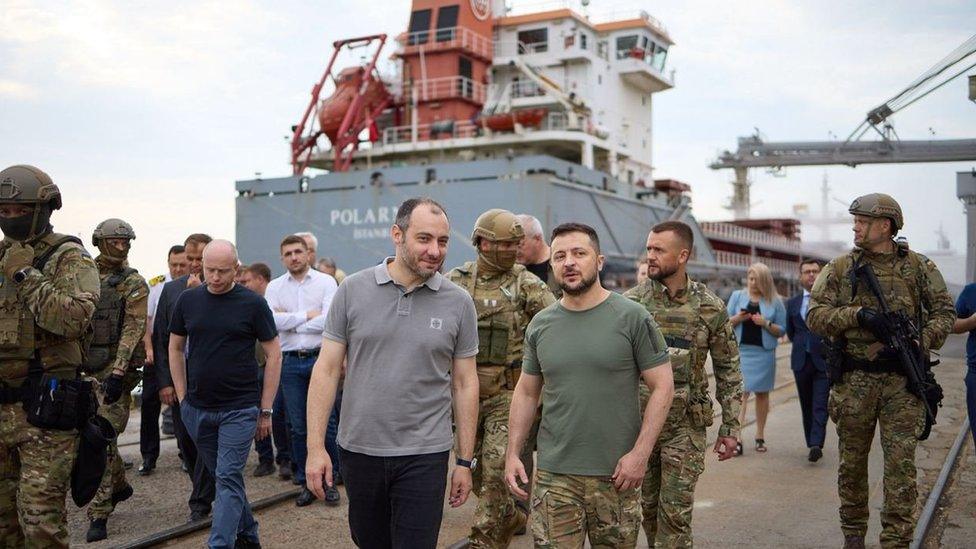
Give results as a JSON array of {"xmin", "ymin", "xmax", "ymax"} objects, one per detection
[{"xmin": 235, "ymin": 155, "xmax": 718, "ymax": 279}]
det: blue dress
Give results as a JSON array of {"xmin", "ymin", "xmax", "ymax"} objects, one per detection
[
  {"xmin": 739, "ymin": 342, "xmax": 776, "ymax": 392},
  {"xmin": 726, "ymin": 291, "xmax": 785, "ymax": 393}
]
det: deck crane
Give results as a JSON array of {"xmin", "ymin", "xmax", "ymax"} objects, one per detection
[{"xmin": 710, "ymin": 33, "xmax": 976, "ymax": 220}]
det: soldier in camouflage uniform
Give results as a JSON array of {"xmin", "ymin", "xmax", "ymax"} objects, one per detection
[
  {"xmin": 84, "ymin": 218, "xmax": 149, "ymax": 542},
  {"xmin": 447, "ymin": 209, "xmax": 556, "ymax": 548},
  {"xmin": 0, "ymin": 164, "xmax": 100, "ymax": 547},
  {"xmin": 624, "ymin": 220, "xmax": 743, "ymax": 548},
  {"xmin": 807, "ymin": 193, "xmax": 955, "ymax": 549}
]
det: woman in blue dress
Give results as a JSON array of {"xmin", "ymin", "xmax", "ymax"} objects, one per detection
[{"xmin": 727, "ymin": 262, "xmax": 786, "ymax": 455}]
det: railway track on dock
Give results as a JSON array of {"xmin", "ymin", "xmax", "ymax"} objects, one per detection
[{"xmin": 911, "ymin": 417, "xmax": 972, "ymax": 549}]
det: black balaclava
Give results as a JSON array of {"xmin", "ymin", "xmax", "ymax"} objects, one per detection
[{"xmin": 0, "ymin": 204, "xmax": 52, "ymax": 242}]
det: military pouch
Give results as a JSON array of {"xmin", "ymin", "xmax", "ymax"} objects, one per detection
[
  {"xmin": 476, "ymin": 319, "xmax": 510, "ymax": 366},
  {"xmin": 917, "ymin": 370, "xmax": 943, "ymax": 441},
  {"xmin": 90, "ymin": 314, "xmax": 120, "ymax": 347},
  {"xmin": 687, "ymin": 398, "xmax": 714, "ymax": 428},
  {"xmin": 476, "ymin": 365, "xmax": 506, "ymax": 399},
  {"xmin": 24, "ymin": 374, "xmax": 95, "ymax": 431},
  {"xmin": 81, "ymin": 346, "xmax": 110, "ymax": 373}
]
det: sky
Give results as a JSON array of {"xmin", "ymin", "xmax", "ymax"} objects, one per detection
[{"xmin": 1, "ymin": 0, "xmax": 974, "ymax": 282}]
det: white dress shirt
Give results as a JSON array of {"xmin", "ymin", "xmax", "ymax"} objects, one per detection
[
  {"xmin": 801, "ymin": 289, "xmax": 811, "ymax": 320},
  {"xmin": 147, "ymin": 272, "xmax": 172, "ymax": 320},
  {"xmin": 264, "ymin": 268, "xmax": 338, "ymax": 352}
]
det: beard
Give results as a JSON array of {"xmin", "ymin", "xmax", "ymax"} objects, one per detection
[
  {"xmin": 648, "ymin": 262, "xmax": 678, "ymax": 282},
  {"xmin": 559, "ymin": 269, "xmax": 598, "ymax": 296},
  {"xmin": 399, "ymin": 241, "xmax": 442, "ymax": 280}
]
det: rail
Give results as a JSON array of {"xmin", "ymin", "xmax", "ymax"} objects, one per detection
[
  {"xmin": 713, "ymin": 250, "xmax": 798, "ymax": 276},
  {"xmin": 413, "ymin": 76, "xmax": 486, "ymax": 104},
  {"xmin": 396, "ymin": 26, "xmax": 492, "ymax": 60},
  {"xmin": 911, "ymin": 417, "xmax": 972, "ymax": 548},
  {"xmin": 380, "ymin": 111, "xmax": 572, "ymax": 146},
  {"xmin": 700, "ymin": 221, "xmax": 802, "ymax": 252}
]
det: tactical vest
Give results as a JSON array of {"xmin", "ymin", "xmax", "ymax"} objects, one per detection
[
  {"xmin": 457, "ymin": 262, "xmax": 533, "ymax": 397},
  {"xmin": 83, "ymin": 267, "xmax": 146, "ymax": 372},
  {"xmin": 637, "ymin": 281, "xmax": 715, "ymax": 429},
  {"xmin": 0, "ymin": 233, "xmax": 89, "ymax": 378}
]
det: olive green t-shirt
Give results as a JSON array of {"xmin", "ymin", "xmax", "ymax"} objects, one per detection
[{"xmin": 523, "ymin": 291, "xmax": 669, "ymax": 475}]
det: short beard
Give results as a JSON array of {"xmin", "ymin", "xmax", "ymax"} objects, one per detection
[
  {"xmin": 559, "ymin": 271, "xmax": 598, "ymax": 296},
  {"xmin": 648, "ymin": 263, "xmax": 678, "ymax": 282},
  {"xmin": 287, "ymin": 263, "xmax": 309, "ymax": 276},
  {"xmin": 399, "ymin": 242, "xmax": 439, "ymax": 280}
]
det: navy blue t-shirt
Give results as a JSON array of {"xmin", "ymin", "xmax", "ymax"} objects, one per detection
[
  {"xmin": 170, "ymin": 284, "xmax": 277, "ymax": 411},
  {"xmin": 956, "ymin": 283, "xmax": 976, "ymax": 368}
]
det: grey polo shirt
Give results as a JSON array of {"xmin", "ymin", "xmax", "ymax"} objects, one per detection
[{"xmin": 323, "ymin": 258, "xmax": 479, "ymax": 456}]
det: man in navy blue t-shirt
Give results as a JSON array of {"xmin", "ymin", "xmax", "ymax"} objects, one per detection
[
  {"xmin": 169, "ymin": 240, "xmax": 281, "ymax": 548},
  {"xmin": 953, "ymin": 283, "xmax": 976, "ymax": 447}
]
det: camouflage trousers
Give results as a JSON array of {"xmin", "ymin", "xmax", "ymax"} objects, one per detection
[
  {"xmin": 88, "ymin": 381, "xmax": 132, "ymax": 521},
  {"xmin": 0, "ymin": 402, "xmax": 78, "ymax": 548},
  {"xmin": 470, "ymin": 391, "xmax": 524, "ymax": 548},
  {"xmin": 829, "ymin": 370, "xmax": 924, "ymax": 548},
  {"xmin": 641, "ymin": 422, "xmax": 707, "ymax": 548},
  {"xmin": 531, "ymin": 469, "xmax": 642, "ymax": 548}
]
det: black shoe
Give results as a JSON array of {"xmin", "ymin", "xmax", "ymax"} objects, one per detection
[
  {"xmin": 137, "ymin": 460, "xmax": 156, "ymax": 476},
  {"xmin": 278, "ymin": 462, "xmax": 293, "ymax": 480},
  {"xmin": 111, "ymin": 484, "xmax": 134, "ymax": 506},
  {"xmin": 296, "ymin": 487, "xmax": 317, "ymax": 507},
  {"xmin": 189, "ymin": 510, "xmax": 209, "ymax": 522},
  {"xmin": 324, "ymin": 486, "xmax": 341, "ymax": 506},
  {"xmin": 235, "ymin": 537, "xmax": 262, "ymax": 549},
  {"xmin": 843, "ymin": 535, "xmax": 865, "ymax": 549},
  {"xmin": 123, "ymin": 458, "xmax": 134, "ymax": 470},
  {"xmin": 253, "ymin": 461, "xmax": 275, "ymax": 477},
  {"xmin": 86, "ymin": 519, "xmax": 107, "ymax": 543},
  {"xmin": 808, "ymin": 447, "xmax": 823, "ymax": 462}
]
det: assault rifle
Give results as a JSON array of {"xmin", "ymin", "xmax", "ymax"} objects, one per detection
[{"xmin": 854, "ymin": 263, "xmax": 942, "ymax": 440}]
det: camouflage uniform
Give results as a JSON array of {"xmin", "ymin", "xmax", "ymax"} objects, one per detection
[
  {"xmin": 86, "ymin": 254, "xmax": 148, "ymax": 521},
  {"xmin": 0, "ymin": 164, "xmax": 100, "ymax": 547},
  {"xmin": 625, "ymin": 276, "xmax": 742, "ymax": 547},
  {"xmin": 808, "ymin": 197, "xmax": 955, "ymax": 547},
  {"xmin": 530, "ymin": 469, "xmax": 642, "ymax": 548},
  {"xmin": 447, "ymin": 209, "xmax": 556, "ymax": 549}
]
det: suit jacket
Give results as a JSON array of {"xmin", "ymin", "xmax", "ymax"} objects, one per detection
[
  {"xmin": 726, "ymin": 289, "xmax": 786, "ymax": 351},
  {"xmin": 152, "ymin": 274, "xmax": 190, "ymax": 389},
  {"xmin": 786, "ymin": 292, "xmax": 826, "ymax": 372}
]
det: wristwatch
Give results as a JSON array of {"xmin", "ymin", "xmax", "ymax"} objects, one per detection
[
  {"xmin": 456, "ymin": 457, "xmax": 478, "ymax": 470},
  {"xmin": 12, "ymin": 267, "xmax": 31, "ymax": 284},
  {"xmin": 260, "ymin": 408, "xmax": 273, "ymax": 418}
]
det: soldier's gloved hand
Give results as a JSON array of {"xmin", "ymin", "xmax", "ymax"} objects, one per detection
[
  {"xmin": 3, "ymin": 242, "xmax": 35, "ymax": 280},
  {"xmin": 857, "ymin": 307, "xmax": 888, "ymax": 341},
  {"xmin": 102, "ymin": 373, "xmax": 125, "ymax": 404}
]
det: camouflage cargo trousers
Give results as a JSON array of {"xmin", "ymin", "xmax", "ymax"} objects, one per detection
[
  {"xmin": 531, "ymin": 469, "xmax": 642, "ymax": 548},
  {"xmin": 641, "ymin": 422, "xmax": 707, "ymax": 548},
  {"xmin": 470, "ymin": 391, "xmax": 523, "ymax": 548},
  {"xmin": 88, "ymin": 379, "xmax": 132, "ymax": 521},
  {"xmin": 829, "ymin": 370, "xmax": 924, "ymax": 548},
  {"xmin": 0, "ymin": 402, "xmax": 78, "ymax": 548}
]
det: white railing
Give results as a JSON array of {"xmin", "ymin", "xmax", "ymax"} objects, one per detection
[
  {"xmin": 381, "ymin": 121, "xmax": 480, "ymax": 146},
  {"xmin": 397, "ymin": 26, "xmax": 492, "ymax": 60},
  {"xmin": 413, "ymin": 76, "xmax": 486, "ymax": 104},
  {"xmin": 713, "ymin": 251, "xmax": 799, "ymax": 276},
  {"xmin": 699, "ymin": 222, "xmax": 802, "ymax": 252},
  {"xmin": 510, "ymin": 80, "xmax": 546, "ymax": 98}
]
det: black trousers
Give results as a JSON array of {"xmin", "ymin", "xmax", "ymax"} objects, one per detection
[
  {"xmin": 172, "ymin": 399, "xmax": 216, "ymax": 514},
  {"xmin": 140, "ymin": 366, "xmax": 161, "ymax": 462},
  {"xmin": 340, "ymin": 447, "xmax": 449, "ymax": 549},
  {"xmin": 793, "ymin": 355, "xmax": 830, "ymax": 449}
]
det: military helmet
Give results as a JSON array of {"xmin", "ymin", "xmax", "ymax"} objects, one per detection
[
  {"xmin": 0, "ymin": 165, "xmax": 62, "ymax": 209},
  {"xmin": 92, "ymin": 218, "xmax": 136, "ymax": 246},
  {"xmin": 848, "ymin": 193, "xmax": 903, "ymax": 230},
  {"xmin": 471, "ymin": 208, "xmax": 524, "ymax": 245}
]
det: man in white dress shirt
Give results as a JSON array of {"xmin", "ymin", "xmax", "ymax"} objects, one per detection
[{"xmin": 264, "ymin": 234, "xmax": 339, "ymax": 506}]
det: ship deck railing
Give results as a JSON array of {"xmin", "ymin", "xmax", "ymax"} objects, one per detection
[
  {"xmin": 396, "ymin": 26, "xmax": 493, "ymax": 61},
  {"xmin": 406, "ymin": 75, "xmax": 486, "ymax": 104},
  {"xmin": 379, "ymin": 111, "xmax": 572, "ymax": 146},
  {"xmin": 713, "ymin": 251, "xmax": 800, "ymax": 277},
  {"xmin": 700, "ymin": 221, "xmax": 802, "ymax": 253}
]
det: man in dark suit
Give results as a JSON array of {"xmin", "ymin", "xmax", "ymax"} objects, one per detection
[
  {"xmin": 786, "ymin": 259, "xmax": 828, "ymax": 463},
  {"xmin": 153, "ymin": 233, "xmax": 216, "ymax": 521}
]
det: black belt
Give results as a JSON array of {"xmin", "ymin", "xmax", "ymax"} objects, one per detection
[
  {"xmin": 843, "ymin": 356, "xmax": 902, "ymax": 375},
  {"xmin": 664, "ymin": 336, "xmax": 691, "ymax": 350},
  {"xmin": 283, "ymin": 349, "xmax": 319, "ymax": 359}
]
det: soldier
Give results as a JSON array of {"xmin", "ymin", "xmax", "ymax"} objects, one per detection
[
  {"xmin": 447, "ymin": 209, "xmax": 556, "ymax": 548},
  {"xmin": 624, "ymin": 220, "xmax": 743, "ymax": 547},
  {"xmin": 807, "ymin": 193, "xmax": 955, "ymax": 549},
  {"xmin": 0, "ymin": 164, "xmax": 100, "ymax": 546},
  {"xmin": 84, "ymin": 218, "xmax": 149, "ymax": 542}
]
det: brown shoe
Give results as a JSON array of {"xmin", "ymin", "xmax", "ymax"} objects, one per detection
[{"xmin": 843, "ymin": 535, "xmax": 865, "ymax": 549}]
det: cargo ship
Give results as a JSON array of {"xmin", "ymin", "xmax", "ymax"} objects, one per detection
[{"xmin": 235, "ymin": 0, "xmax": 826, "ymax": 292}]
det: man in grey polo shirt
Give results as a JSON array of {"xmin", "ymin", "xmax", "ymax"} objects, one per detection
[{"xmin": 306, "ymin": 197, "xmax": 480, "ymax": 549}]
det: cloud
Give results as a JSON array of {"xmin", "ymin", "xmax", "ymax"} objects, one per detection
[{"xmin": 0, "ymin": 79, "xmax": 36, "ymax": 100}]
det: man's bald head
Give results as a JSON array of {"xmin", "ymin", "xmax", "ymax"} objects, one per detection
[{"xmin": 202, "ymin": 239, "xmax": 240, "ymax": 294}]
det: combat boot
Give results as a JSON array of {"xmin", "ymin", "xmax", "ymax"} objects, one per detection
[
  {"xmin": 843, "ymin": 535, "xmax": 865, "ymax": 549},
  {"xmin": 86, "ymin": 519, "xmax": 108, "ymax": 543}
]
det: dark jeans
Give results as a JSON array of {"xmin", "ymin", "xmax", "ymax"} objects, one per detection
[
  {"xmin": 172, "ymin": 399, "xmax": 216, "ymax": 514},
  {"xmin": 140, "ymin": 366, "xmax": 161, "ymax": 462},
  {"xmin": 183, "ymin": 402, "xmax": 260, "ymax": 548},
  {"xmin": 967, "ymin": 367, "xmax": 976, "ymax": 448},
  {"xmin": 281, "ymin": 353, "xmax": 341, "ymax": 483},
  {"xmin": 793, "ymin": 355, "xmax": 829, "ymax": 449},
  {"xmin": 253, "ymin": 369, "xmax": 290, "ymax": 465},
  {"xmin": 340, "ymin": 447, "xmax": 448, "ymax": 549}
]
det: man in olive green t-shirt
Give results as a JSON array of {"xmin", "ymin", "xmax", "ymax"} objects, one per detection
[{"xmin": 505, "ymin": 223, "xmax": 674, "ymax": 548}]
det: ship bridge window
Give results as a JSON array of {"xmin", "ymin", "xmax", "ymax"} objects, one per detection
[
  {"xmin": 408, "ymin": 8, "xmax": 432, "ymax": 45},
  {"xmin": 616, "ymin": 35, "xmax": 641, "ymax": 59},
  {"xmin": 580, "ymin": 32, "xmax": 588, "ymax": 50},
  {"xmin": 436, "ymin": 5, "xmax": 459, "ymax": 42},
  {"xmin": 517, "ymin": 28, "xmax": 548, "ymax": 53},
  {"xmin": 651, "ymin": 43, "xmax": 668, "ymax": 71}
]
